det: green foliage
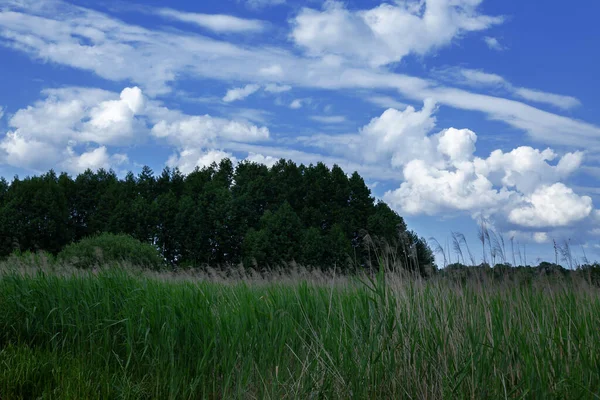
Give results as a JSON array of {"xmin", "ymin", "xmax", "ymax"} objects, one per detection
[
  {"xmin": 582, "ymin": 263, "xmax": 600, "ymax": 286},
  {"xmin": 0, "ymin": 171, "xmax": 71, "ymax": 255},
  {"xmin": 300, "ymin": 227, "xmax": 327, "ymax": 266},
  {"xmin": 0, "ymin": 160, "xmax": 435, "ymax": 274},
  {"xmin": 57, "ymin": 233, "xmax": 164, "ymax": 270},
  {"xmin": 243, "ymin": 202, "xmax": 303, "ymax": 266}
]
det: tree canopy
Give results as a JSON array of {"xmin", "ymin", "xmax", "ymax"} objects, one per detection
[{"xmin": 0, "ymin": 159, "xmax": 434, "ymax": 273}]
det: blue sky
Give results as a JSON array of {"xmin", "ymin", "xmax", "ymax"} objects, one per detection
[{"xmin": 0, "ymin": 0, "xmax": 599, "ymax": 264}]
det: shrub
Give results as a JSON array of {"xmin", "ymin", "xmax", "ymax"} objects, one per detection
[{"xmin": 57, "ymin": 233, "xmax": 164, "ymax": 270}]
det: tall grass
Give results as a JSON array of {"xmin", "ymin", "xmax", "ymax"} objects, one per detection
[{"xmin": 1, "ymin": 263, "xmax": 599, "ymax": 399}]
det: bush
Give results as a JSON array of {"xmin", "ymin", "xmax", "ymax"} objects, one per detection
[{"xmin": 57, "ymin": 233, "xmax": 164, "ymax": 270}]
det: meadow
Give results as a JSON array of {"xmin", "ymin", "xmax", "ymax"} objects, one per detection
[{"xmin": 1, "ymin": 257, "xmax": 600, "ymax": 399}]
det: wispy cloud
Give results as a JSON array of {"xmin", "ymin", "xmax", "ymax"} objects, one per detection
[
  {"xmin": 154, "ymin": 8, "xmax": 265, "ymax": 33},
  {"xmin": 436, "ymin": 67, "xmax": 582, "ymax": 110},
  {"xmin": 223, "ymin": 84, "xmax": 261, "ymax": 102},
  {"xmin": 309, "ymin": 115, "xmax": 346, "ymax": 124},
  {"xmin": 264, "ymin": 84, "xmax": 291, "ymax": 93},
  {"xmin": 367, "ymin": 96, "xmax": 408, "ymax": 110},
  {"xmin": 290, "ymin": 98, "xmax": 311, "ymax": 109},
  {"xmin": 513, "ymin": 88, "xmax": 581, "ymax": 110},
  {"xmin": 0, "ymin": 0, "xmax": 597, "ymax": 149},
  {"xmin": 242, "ymin": 0, "xmax": 286, "ymax": 10},
  {"xmin": 483, "ymin": 36, "xmax": 507, "ymax": 51}
]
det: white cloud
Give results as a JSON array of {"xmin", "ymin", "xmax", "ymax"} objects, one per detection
[
  {"xmin": 264, "ymin": 83, "xmax": 291, "ymax": 93},
  {"xmin": 291, "ymin": 0, "xmax": 503, "ymax": 67},
  {"xmin": 385, "ymin": 158, "xmax": 512, "ymax": 216},
  {"xmin": 243, "ymin": 0, "xmax": 285, "ymax": 9},
  {"xmin": 367, "ymin": 96, "xmax": 408, "ymax": 110},
  {"xmin": 0, "ymin": 1, "xmax": 597, "ymax": 148},
  {"xmin": 438, "ymin": 67, "xmax": 581, "ymax": 110},
  {"xmin": 358, "ymin": 99, "xmax": 438, "ymax": 166},
  {"xmin": 474, "ymin": 147, "xmax": 583, "ymax": 194},
  {"xmin": 224, "ymin": 83, "xmax": 290, "ymax": 102},
  {"xmin": 457, "ymin": 69, "xmax": 506, "ymax": 87},
  {"xmin": 259, "ymin": 65, "xmax": 284, "ymax": 78},
  {"xmin": 8, "ymin": 86, "xmax": 147, "ymax": 146},
  {"xmin": 0, "ymin": 131, "xmax": 57, "ymax": 170},
  {"xmin": 245, "ymin": 152, "xmax": 279, "ymax": 167},
  {"xmin": 151, "ymin": 114, "xmax": 269, "ymax": 149},
  {"xmin": 290, "ymin": 99, "xmax": 306, "ymax": 109},
  {"xmin": 150, "ymin": 107, "xmax": 269, "ymax": 173},
  {"xmin": 167, "ymin": 149, "xmax": 237, "ymax": 174},
  {"xmin": 310, "ymin": 115, "xmax": 346, "ymax": 124},
  {"xmin": 317, "ymin": 101, "xmax": 597, "ymax": 231},
  {"xmin": 0, "ymin": 84, "xmax": 271, "ymax": 175},
  {"xmin": 61, "ymin": 146, "xmax": 128, "ymax": 174},
  {"xmin": 533, "ymin": 232, "xmax": 549, "ymax": 243},
  {"xmin": 0, "ymin": 106, "xmax": 4, "ymax": 120},
  {"xmin": 436, "ymin": 128, "xmax": 477, "ymax": 163},
  {"xmin": 223, "ymin": 84, "xmax": 261, "ymax": 102},
  {"xmin": 83, "ymin": 86, "xmax": 147, "ymax": 144},
  {"xmin": 483, "ymin": 36, "xmax": 506, "ymax": 51},
  {"xmin": 154, "ymin": 8, "xmax": 265, "ymax": 33},
  {"xmin": 229, "ymin": 141, "xmax": 401, "ymax": 181},
  {"xmin": 508, "ymin": 184, "xmax": 593, "ymax": 228},
  {"xmin": 0, "ymin": 86, "xmax": 149, "ymax": 172},
  {"xmin": 423, "ymin": 86, "xmax": 594, "ymax": 145},
  {"xmin": 513, "ymin": 88, "xmax": 581, "ymax": 110},
  {"xmin": 228, "ymin": 108, "xmax": 271, "ymax": 124}
]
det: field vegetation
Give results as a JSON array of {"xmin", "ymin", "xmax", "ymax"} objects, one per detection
[{"xmin": 1, "ymin": 253, "xmax": 600, "ymax": 399}]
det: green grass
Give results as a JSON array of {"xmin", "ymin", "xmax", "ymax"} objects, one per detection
[{"xmin": 0, "ymin": 264, "xmax": 599, "ymax": 399}]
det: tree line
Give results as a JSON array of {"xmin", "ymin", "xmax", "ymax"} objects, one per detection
[{"xmin": 0, "ymin": 159, "xmax": 434, "ymax": 273}]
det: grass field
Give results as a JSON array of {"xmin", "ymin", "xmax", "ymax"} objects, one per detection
[{"xmin": 1, "ymin": 261, "xmax": 600, "ymax": 399}]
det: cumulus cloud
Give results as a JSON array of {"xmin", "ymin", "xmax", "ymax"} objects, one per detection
[
  {"xmin": 150, "ymin": 108, "xmax": 269, "ymax": 174},
  {"xmin": 533, "ymin": 232, "xmax": 549, "ymax": 243},
  {"xmin": 151, "ymin": 114, "xmax": 269, "ymax": 148},
  {"xmin": 245, "ymin": 152, "xmax": 279, "ymax": 167},
  {"xmin": 508, "ymin": 184, "xmax": 593, "ymax": 228},
  {"xmin": 0, "ymin": 132, "xmax": 56, "ymax": 170},
  {"xmin": 310, "ymin": 101, "xmax": 597, "ymax": 232},
  {"xmin": 291, "ymin": 0, "xmax": 503, "ymax": 67},
  {"xmin": 385, "ymin": 158, "xmax": 512, "ymax": 215},
  {"xmin": 0, "ymin": 85, "xmax": 270, "ymax": 175},
  {"xmin": 223, "ymin": 84, "xmax": 261, "ymax": 102},
  {"xmin": 83, "ymin": 87, "xmax": 147, "ymax": 144},
  {"xmin": 6, "ymin": 86, "xmax": 147, "ymax": 147},
  {"xmin": 154, "ymin": 8, "xmax": 265, "ymax": 33},
  {"xmin": 287, "ymin": 99, "xmax": 591, "ymax": 232},
  {"xmin": 0, "ymin": 86, "xmax": 148, "ymax": 172},
  {"xmin": 167, "ymin": 149, "xmax": 237, "ymax": 174},
  {"xmin": 359, "ymin": 99, "xmax": 437, "ymax": 166},
  {"xmin": 62, "ymin": 146, "xmax": 128, "ymax": 174}
]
